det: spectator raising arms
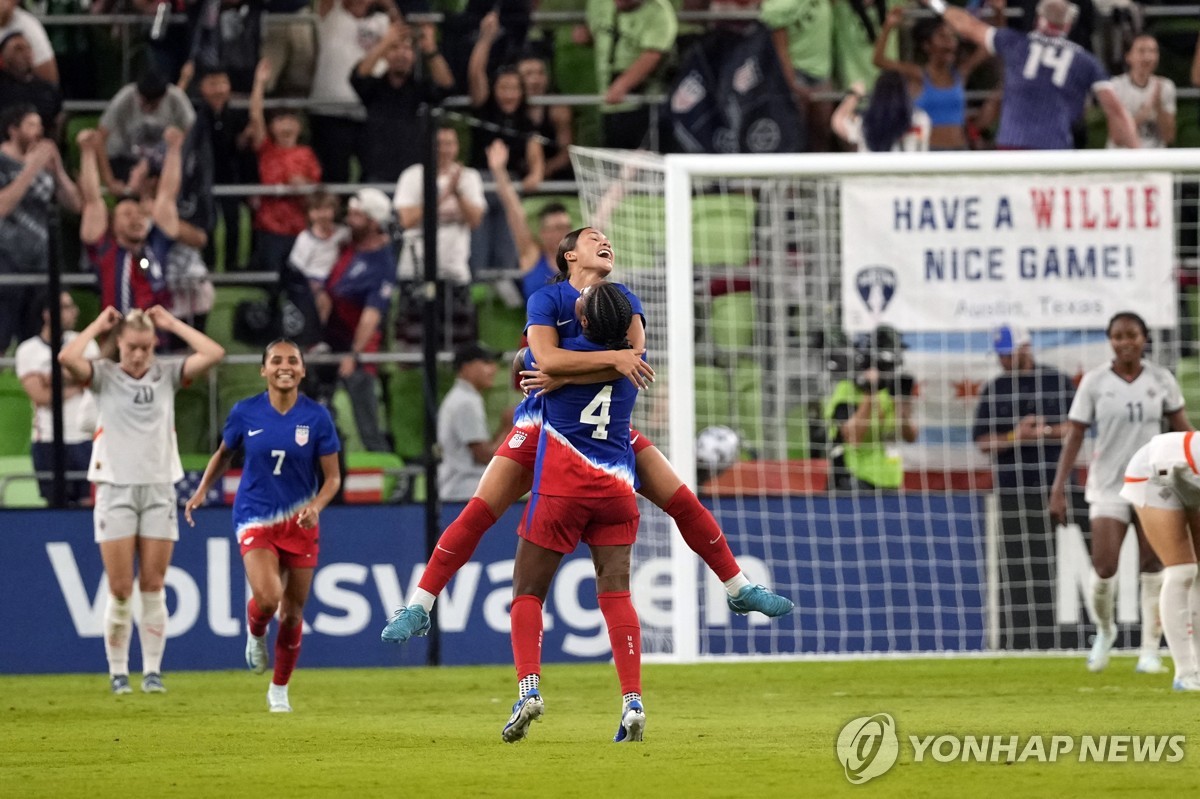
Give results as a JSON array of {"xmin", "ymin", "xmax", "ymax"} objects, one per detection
[
  {"xmin": 309, "ymin": 0, "xmax": 392, "ymax": 184},
  {"xmin": 246, "ymin": 58, "xmax": 324, "ymax": 348},
  {"xmin": 467, "ymin": 10, "xmax": 544, "ymax": 277},
  {"xmin": 1108, "ymin": 34, "xmax": 1175, "ymax": 149},
  {"xmin": 924, "ymin": 0, "xmax": 1138, "ymax": 149},
  {"xmin": 0, "ymin": 104, "xmax": 79, "ymax": 353},
  {"xmin": 351, "ymin": 21, "xmax": 454, "ymax": 183},
  {"xmin": 78, "ymin": 127, "xmax": 181, "ymax": 315},
  {"xmin": 873, "ymin": 7, "xmax": 991, "ymax": 151}
]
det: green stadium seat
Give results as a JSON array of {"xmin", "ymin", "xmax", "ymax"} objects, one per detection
[
  {"xmin": 606, "ymin": 194, "xmax": 666, "ymax": 271},
  {"xmin": 175, "ymin": 383, "xmax": 213, "ymax": 455},
  {"xmin": 785, "ymin": 403, "xmax": 812, "ymax": 460},
  {"xmin": 0, "ymin": 376, "xmax": 32, "ymax": 457},
  {"xmin": 206, "ymin": 285, "xmax": 272, "ymax": 356},
  {"xmin": 345, "ymin": 450, "xmax": 409, "ymax": 503},
  {"xmin": 331, "ymin": 387, "xmax": 365, "ymax": 454},
  {"xmin": 694, "ymin": 364, "xmax": 727, "ymax": 433},
  {"xmin": 387, "ymin": 366, "xmax": 455, "ymax": 462},
  {"xmin": 732, "ymin": 359, "xmax": 765, "ymax": 457},
  {"xmin": 0, "ymin": 454, "xmax": 43, "ymax": 508},
  {"xmin": 1179, "ymin": 358, "xmax": 1200, "ymax": 428},
  {"xmin": 692, "ymin": 193, "xmax": 756, "ymax": 269},
  {"xmin": 473, "ymin": 283, "xmax": 527, "ymax": 353},
  {"xmin": 710, "ymin": 291, "xmax": 756, "ymax": 350},
  {"xmin": 70, "ymin": 288, "xmax": 100, "ymax": 329},
  {"xmin": 216, "ymin": 364, "xmax": 266, "ymax": 424}
]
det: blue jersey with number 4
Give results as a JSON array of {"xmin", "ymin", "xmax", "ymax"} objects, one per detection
[
  {"xmin": 990, "ymin": 29, "xmax": 1110, "ymax": 149},
  {"xmin": 532, "ymin": 336, "xmax": 640, "ymax": 498},
  {"xmin": 223, "ymin": 393, "xmax": 340, "ymax": 538}
]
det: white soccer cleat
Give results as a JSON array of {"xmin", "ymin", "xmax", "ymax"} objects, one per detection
[
  {"xmin": 245, "ymin": 630, "xmax": 269, "ymax": 674},
  {"xmin": 1087, "ymin": 625, "xmax": 1117, "ymax": 672},
  {"xmin": 1135, "ymin": 653, "xmax": 1168, "ymax": 674},
  {"xmin": 1172, "ymin": 673, "xmax": 1200, "ymax": 692},
  {"xmin": 267, "ymin": 683, "xmax": 292, "ymax": 713},
  {"xmin": 613, "ymin": 698, "xmax": 646, "ymax": 743},
  {"xmin": 501, "ymin": 690, "xmax": 544, "ymax": 743}
]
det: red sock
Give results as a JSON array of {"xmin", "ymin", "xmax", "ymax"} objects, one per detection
[
  {"xmin": 510, "ymin": 594, "xmax": 544, "ymax": 680},
  {"xmin": 273, "ymin": 620, "xmax": 303, "ymax": 686},
  {"xmin": 663, "ymin": 486, "xmax": 741, "ymax": 582},
  {"xmin": 247, "ymin": 598, "xmax": 272, "ymax": 637},
  {"xmin": 418, "ymin": 497, "xmax": 499, "ymax": 595},
  {"xmin": 598, "ymin": 591, "xmax": 641, "ymax": 695}
]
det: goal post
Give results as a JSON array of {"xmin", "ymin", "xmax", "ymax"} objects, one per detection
[{"xmin": 572, "ymin": 146, "xmax": 1200, "ymax": 664}]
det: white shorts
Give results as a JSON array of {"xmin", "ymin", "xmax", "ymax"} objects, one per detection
[
  {"xmin": 1088, "ymin": 495, "xmax": 1133, "ymax": 524},
  {"xmin": 94, "ymin": 483, "xmax": 180, "ymax": 543}
]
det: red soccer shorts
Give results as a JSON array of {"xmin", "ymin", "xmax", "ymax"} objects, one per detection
[
  {"xmin": 239, "ymin": 517, "xmax": 319, "ymax": 569},
  {"xmin": 496, "ymin": 425, "xmax": 653, "ymax": 471},
  {"xmin": 518, "ymin": 493, "xmax": 640, "ymax": 554}
]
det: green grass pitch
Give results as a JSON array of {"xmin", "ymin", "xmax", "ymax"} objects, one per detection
[{"xmin": 3, "ymin": 657, "xmax": 1199, "ymax": 798}]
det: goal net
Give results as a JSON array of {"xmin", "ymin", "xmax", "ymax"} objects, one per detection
[{"xmin": 571, "ymin": 145, "xmax": 1200, "ymax": 662}]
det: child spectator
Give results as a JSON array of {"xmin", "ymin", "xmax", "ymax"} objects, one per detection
[
  {"xmin": 289, "ymin": 191, "xmax": 349, "ymax": 327},
  {"xmin": 246, "ymin": 58, "xmax": 323, "ymax": 347}
]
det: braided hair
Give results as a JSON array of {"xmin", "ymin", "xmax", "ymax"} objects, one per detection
[
  {"xmin": 553, "ymin": 227, "xmax": 592, "ymax": 282},
  {"xmin": 581, "ymin": 283, "xmax": 633, "ymax": 351}
]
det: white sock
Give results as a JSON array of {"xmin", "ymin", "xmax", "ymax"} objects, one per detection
[
  {"xmin": 1160, "ymin": 564, "xmax": 1199, "ymax": 679},
  {"xmin": 104, "ymin": 594, "xmax": 133, "ymax": 676},
  {"xmin": 408, "ymin": 588, "xmax": 437, "ymax": 612},
  {"xmin": 518, "ymin": 673, "xmax": 539, "ymax": 700},
  {"xmin": 138, "ymin": 590, "xmax": 168, "ymax": 675},
  {"xmin": 723, "ymin": 572, "xmax": 751, "ymax": 597},
  {"xmin": 1190, "ymin": 577, "xmax": 1200, "ymax": 669},
  {"xmin": 1139, "ymin": 571, "xmax": 1164, "ymax": 656},
  {"xmin": 1092, "ymin": 573, "xmax": 1116, "ymax": 632}
]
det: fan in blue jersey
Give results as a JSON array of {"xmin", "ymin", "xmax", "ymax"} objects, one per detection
[
  {"xmin": 925, "ymin": 0, "xmax": 1139, "ymax": 149},
  {"xmin": 503, "ymin": 282, "xmax": 648, "ymax": 745},
  {"xmin": 184, "ymin": 339, "xmax": 341, "ymax": 713}
]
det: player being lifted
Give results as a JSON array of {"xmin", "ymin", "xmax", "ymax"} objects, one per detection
[
  {"xmin": 504, "ymin": 282, "xmax": 646, "ymax": 743},
  {"xmin": 1050, "ymin": 312, "xmax": 1191, "ymax": 673},
  {"xmin": 184, "ymin": 339, "xmax": 342, "ymax": 712},
  {"xmin": 381, "ymin": 227, "xmax": 793, "ymax": 644}
]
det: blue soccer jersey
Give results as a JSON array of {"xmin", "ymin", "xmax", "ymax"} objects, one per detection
[
  {"xmin": 525, "ymin": 280, "xmax": 646, "ymax": 339},
  {"xmin": 223, "ymin": 393, "xmax": 341, "ymax": 539},
  {"xmin": 532, "ymin": 336, "xmax": 640, "ymax": 498},
  {"xmin": 989, "ymin": 28, "xmax": 1110, "ymax": 149}
]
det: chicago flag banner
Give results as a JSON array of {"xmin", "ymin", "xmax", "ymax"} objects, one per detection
[{"xmin": 839, "ymin": 173, "xmax": 1175, "ymax": 333}]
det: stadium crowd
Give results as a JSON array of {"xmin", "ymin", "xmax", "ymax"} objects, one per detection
[{"xmin": 1, "ymin": 0, "xmax": 1199, "ymax": 497}]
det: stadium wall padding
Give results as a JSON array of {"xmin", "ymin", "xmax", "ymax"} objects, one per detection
[{"xmin": 0, "ymin": 497, "xmax": 988, "ymax": 674}]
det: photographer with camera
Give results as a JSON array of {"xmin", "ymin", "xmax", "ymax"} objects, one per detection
[{"xmin": 823, "ymin": 326, "xmax": 918, "ymax": 491}]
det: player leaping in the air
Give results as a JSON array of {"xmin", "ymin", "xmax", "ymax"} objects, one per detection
[
  {"xmin": 382, "ymin": 226, "xmax": 792, "ymax": 645},
  {"xmin": 504, "ymin": 282, "xmax": 648, "ymax": 743}
]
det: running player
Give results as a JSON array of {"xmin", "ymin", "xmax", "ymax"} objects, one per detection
[
  {"xmin": 1120, "ymin": 431, "xmax": 1200, "ymax": 691},
  {"xmin": 59, "ymin": 305, "xmax": 225, "ymax": 695},
  {"xmin": 381, "ymin": 227, "xmax": 793, "ymax": 643},
  {"xmin": 183, "ymin": 339, "xmax": 341, "ymax": 712},
  {"xmin": 1049, "ymin": 312, "xmax": 1191, "ymax": 673},
  {"xmin": 503, "ymin": 282, "xmax": 645, "ymax": 743}
]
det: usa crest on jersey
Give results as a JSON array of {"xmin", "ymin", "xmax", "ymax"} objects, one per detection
[
  {"xmin": 509, "ymin": 431, "xmax": 527, "ymax": 449},
  {"xmin": 295, "ymin": 425, "xmax": 310, "ymax": 446}
]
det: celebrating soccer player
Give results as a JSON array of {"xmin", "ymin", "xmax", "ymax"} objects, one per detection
[
  {"xmin": 184, "ymin": 339, "xmax": 342, "ymax": 712},
  {"xmin": 382, "ymin": 227, "xmax": 792, "ymax": 645}
]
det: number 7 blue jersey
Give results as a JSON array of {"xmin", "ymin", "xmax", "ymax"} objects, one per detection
[
  {"xmin": 532, "ymin": 336, "xmax": 640, "ymax": 498},
  {"xmin": 223, "ymin": 393, "xmax": 341, "ymax": 539}
]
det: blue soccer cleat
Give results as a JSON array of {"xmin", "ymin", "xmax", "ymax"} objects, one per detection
[
  {"xmin": 501, "ymin": 690, "xmax": 545, "ymax": 743},
  {"xmin": 613, "ymin": 698, "xmax": 646, "ymax": 743},
  {"xmin": 110, "ymin": 674, "xmax": 132, "ymax": 695},
  {"xmin": 727, "ymin": 585, "xmax": 794, "ymax": 617},
  {"xmin": 381, "ymin": 605, "xmax": 431, "ymax": 644},
  {"xmin": 245, "ymin": 630, "xmax": 269, "ymax": 674}
]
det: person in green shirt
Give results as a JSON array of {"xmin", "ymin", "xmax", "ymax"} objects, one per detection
[
  {"xmin": 824, "ymin": 326, "xmax": 918, "ymax": 490},
  {"xmin": 580, "ymin": 0, "xmax": 679, "ymax": 149},
  {"xmin": 761, "ymin": 0, "xmax": 833, "ymax": 151}
]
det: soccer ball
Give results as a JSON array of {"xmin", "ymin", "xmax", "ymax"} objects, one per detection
[{"xmin": 696, "ymin": 426, "xmax": 741, "ymax": 475}]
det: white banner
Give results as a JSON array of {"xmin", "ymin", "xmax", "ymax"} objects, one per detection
[{"xmin": 840, "ymin": 173, "xmax": 1176, "ymax": 333}]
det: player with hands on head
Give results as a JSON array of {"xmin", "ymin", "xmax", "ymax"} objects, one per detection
[
  {"xmin": 1050, "ymin": 312, "xmax": 1191, "ymax": 674},
  {"xmin": 381, "ymin": 227, "xmax": 792, "ymax": 645},
  {"xmin": 58, "ymin": 304, "xmax": 224, "ymax": 695},
  {"xmin": 184, "ymin": 338, "xmax": 341, "ymax": 713}
]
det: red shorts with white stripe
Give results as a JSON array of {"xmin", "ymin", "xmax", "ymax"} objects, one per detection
[
  {"xmin": 518, "ymin": 493, "xmax": 640, "ymax": 554},
  {"xmin": 239, "ymin": 518, "xmax": 320, "ymax": 569},
  {"xmin": 495, "ymin": 425, "xmax": 653, "ymax": 471}
]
